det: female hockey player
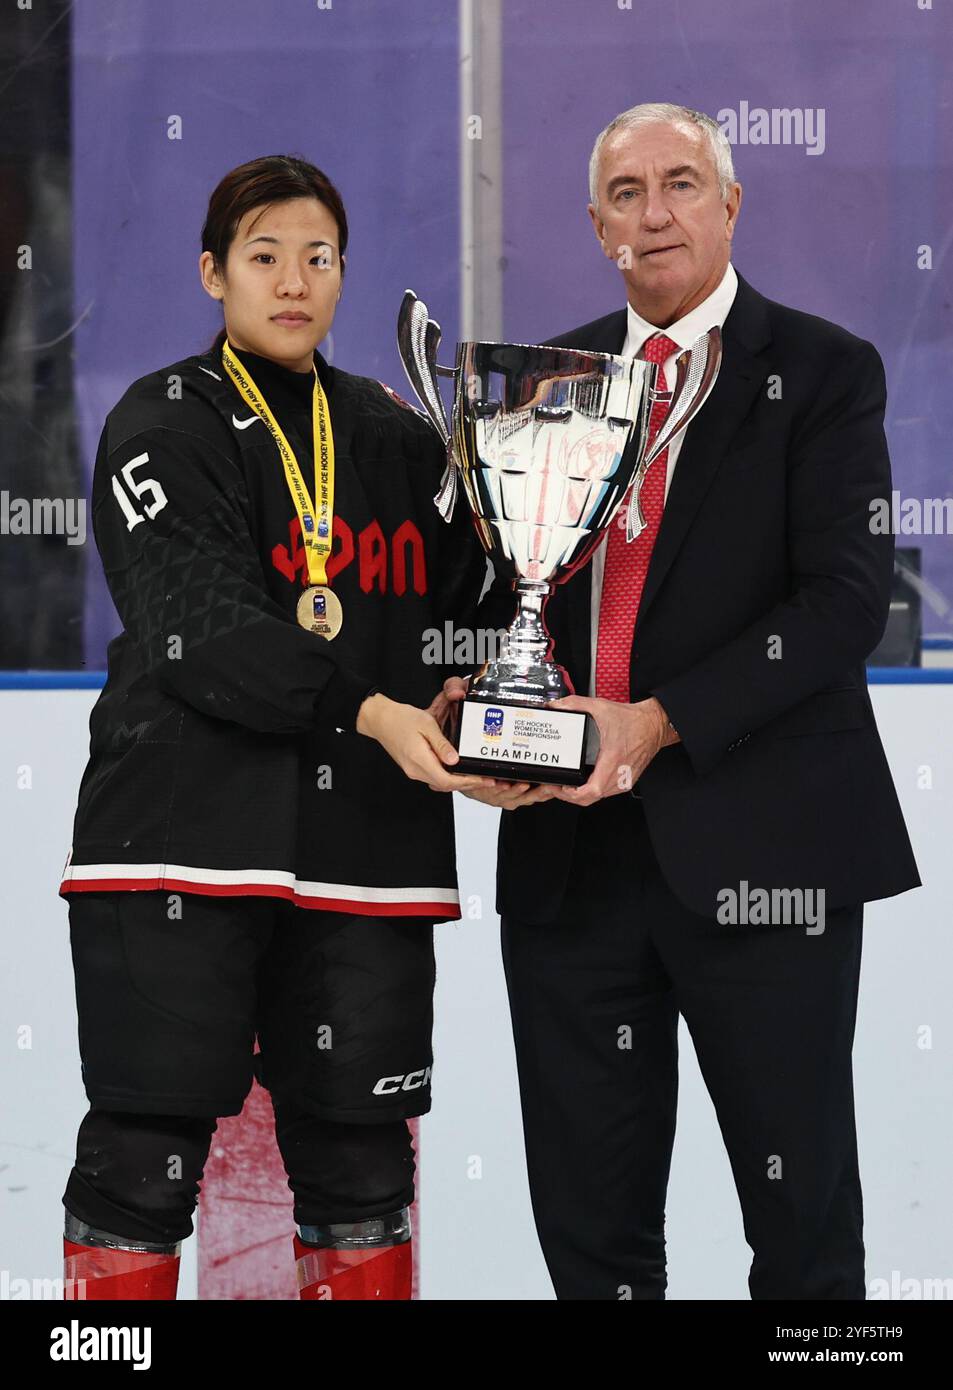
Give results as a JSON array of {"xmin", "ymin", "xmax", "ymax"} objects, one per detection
[{"xmin": 56, "ymin": 153, "xmax": 508, "ymax": 1301}]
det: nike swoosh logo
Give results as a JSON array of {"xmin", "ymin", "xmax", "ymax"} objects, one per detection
[
  {"xmin": 232, "ymin": 414, "xmax": 261, "ymax": 430},
  {"xmin": 198, "ymin": 366, "xmax": 222, "ymax": 380}
]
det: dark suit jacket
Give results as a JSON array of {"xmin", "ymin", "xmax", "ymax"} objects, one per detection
[{"xmin": 477, "ymin": 269, "xmax": 921, "ymax": 922}]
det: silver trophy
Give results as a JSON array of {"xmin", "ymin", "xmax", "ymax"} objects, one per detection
[{"xmin": 398, "ymin": 290, "xmax": 722, "ymax": 784}]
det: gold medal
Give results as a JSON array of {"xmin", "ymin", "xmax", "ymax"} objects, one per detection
[{"xmin": 297, "ymin": 585, "xmax": 344, "ymax": 640}]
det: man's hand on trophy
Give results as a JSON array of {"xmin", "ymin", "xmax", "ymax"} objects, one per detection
[
  {"xmin": 546, "ymin": 695, "xmax": 676, "ymax": 807},
  {"xmin": 356, "ymin": 692, "xmax": 499, "ymax": 794}
]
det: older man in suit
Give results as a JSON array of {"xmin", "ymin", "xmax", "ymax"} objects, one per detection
[{"xmin": 440, "ymin": 102, "xmax": 920, "ymax": 1300}]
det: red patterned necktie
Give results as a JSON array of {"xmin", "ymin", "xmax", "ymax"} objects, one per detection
[{"xmin": 594, "ymin": 331, "xmax": 679, "ymax": 702}]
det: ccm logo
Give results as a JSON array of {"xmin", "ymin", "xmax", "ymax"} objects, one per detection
[{"xmin": 372, "ymin": 1067, "xmax": 433, "ymax": 1096}]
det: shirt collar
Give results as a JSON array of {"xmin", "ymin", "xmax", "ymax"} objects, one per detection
[
  {"xmin": 227, "ymin": 342, "xmax": 334, "ymax": 400},
  {"xmin": 623, "ymin": 261, "xmax": 738, "ymax": 357}
]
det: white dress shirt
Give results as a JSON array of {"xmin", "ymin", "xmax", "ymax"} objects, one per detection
[{"xmin": 584, "ymin": 260, "xmax": 738, "ymax": 760}]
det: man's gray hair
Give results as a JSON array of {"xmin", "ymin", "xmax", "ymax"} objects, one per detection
[{"xmin": 588, "ymin": 103, "xmax": 736, "ymax": 207}]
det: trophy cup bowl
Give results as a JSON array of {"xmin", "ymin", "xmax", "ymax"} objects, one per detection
[{"xmin": 397, "ymin": 290, "xmax": 722, "ymax": 785}]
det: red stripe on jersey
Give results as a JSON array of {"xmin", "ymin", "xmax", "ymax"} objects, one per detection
[{"xmin": 58, "ymin": 876, "xmax": 461, "ymax": 921}]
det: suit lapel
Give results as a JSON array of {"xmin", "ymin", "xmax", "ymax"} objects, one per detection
[
  {"xmin": 558, "ymin": 276, "xmax": 773, "ymax": 687},
  {"xmin": 633, "ymin": 273, "xmax": 773, "ymax": 632}
]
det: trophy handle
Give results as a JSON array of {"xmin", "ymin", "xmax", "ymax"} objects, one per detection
[
  {"xmin": 397, "ymin": 290, "xmax": 460, "ymax": 519},
  {"xmin": 625, "ymin": 326, "xmax": 723, "ymax": 541}
]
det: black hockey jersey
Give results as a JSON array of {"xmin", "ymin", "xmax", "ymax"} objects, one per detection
[{"xmin": 59, "ymin": 341, "xmax": 488, "ymax": 920}]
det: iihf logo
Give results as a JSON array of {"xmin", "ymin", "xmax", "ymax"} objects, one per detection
[{"xmin": 483, "ymin": 707, "xmax": 504, "ymax": 739}]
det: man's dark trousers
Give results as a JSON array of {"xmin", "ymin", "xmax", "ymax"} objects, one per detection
[{"xmin": 501, "ymin": 792, "xmax": 865, "ymax": 1301}]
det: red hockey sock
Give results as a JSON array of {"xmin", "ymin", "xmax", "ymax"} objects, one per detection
[
  {"xmin": 293, "ymin": 1232, "xmax": 412, "ymax": 1300},
  {"xmin": 63, "ymin": 1238, "xmax": 181, "ymax": 1300}
]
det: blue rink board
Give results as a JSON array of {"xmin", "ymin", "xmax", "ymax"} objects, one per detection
[{"xmin": 1, "ymin": 669, "xmax": 951, "ymax": 690}]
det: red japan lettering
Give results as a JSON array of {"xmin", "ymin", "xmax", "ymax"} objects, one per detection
[
  {"xmin": 392, "ymin": 519, "xmax": 427, "ymax": 596},
  {"xmin": 326, "ymin": 516, "xmax": 354, "ymax": 581},
  {"xmin": 272, "ymin": 515, "xmax": 427, "ymax": 595},
  {"xmin": 358, "ymin": 520, "xmax": 387, "ymax": 593}
]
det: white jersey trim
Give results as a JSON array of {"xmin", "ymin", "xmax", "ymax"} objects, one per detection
[{"xmin": 58, "ymin": 859, "xmax": 460, "ymax": 916}]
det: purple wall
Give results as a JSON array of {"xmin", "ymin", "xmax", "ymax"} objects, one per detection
[
  {"xmin": 73, "ymin": 0, "xmax": 460, "ymax": 663},
  {"xmin": 74, "ymin": 0, "xmax": 953, "ymax": 661},
  {"xmin": 500, "ymin": 0, "xmax": 953, "ymax": 630}
]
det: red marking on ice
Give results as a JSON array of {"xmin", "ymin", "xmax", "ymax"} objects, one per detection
[{"xmin": 197, "ymin": 1054, "xmax": 422, "ymax": 1300}]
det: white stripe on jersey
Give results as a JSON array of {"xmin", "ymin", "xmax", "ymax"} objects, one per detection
[{"xmin": 59, "ymin": 860, "xmax": 460, "ymax": 912}]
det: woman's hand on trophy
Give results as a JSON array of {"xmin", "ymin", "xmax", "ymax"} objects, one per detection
[
  {"xmin": 356, "ymin": 691, "xmax": 498, "ymax": 794},
  {"xmin": 423, "ymin": 680, "xmax": 562, "ymax": 809},
  {"xmin": 546, "ymin": 695, "xmax": 673, "ymax": 807},
  {"xmin": 426, "ymin": 674, "xmax": 470, "ymax": 734}
]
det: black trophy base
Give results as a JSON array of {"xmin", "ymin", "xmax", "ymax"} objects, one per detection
[{"xmin": 449, "ymin": 695, "xmax": 591, "ymax": 786}]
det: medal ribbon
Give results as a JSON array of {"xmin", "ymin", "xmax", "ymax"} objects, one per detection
[{"xmin": 221, "ymin": 338, "xmax": 334, "ymax": 587}]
